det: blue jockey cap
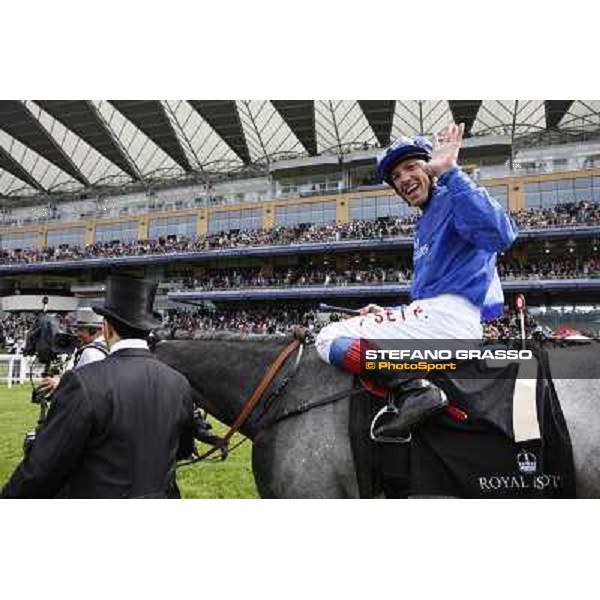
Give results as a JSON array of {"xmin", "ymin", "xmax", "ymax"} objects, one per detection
[{"xmin": 377, "ymin": 135, "xmax": 433, "ymax": 185}]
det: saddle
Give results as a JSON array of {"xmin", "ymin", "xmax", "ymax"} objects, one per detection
[{"xmin": 349, "ymin": 346, "xmax": 576, "ymax": 498}]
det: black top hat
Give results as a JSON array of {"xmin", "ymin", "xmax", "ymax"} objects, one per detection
[{"xmin": 92, "ymin": 276, "xmax": 162, "ymax": 332}]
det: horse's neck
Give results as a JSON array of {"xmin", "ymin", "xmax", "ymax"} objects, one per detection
[{"xmin": 156, "ymin": 338, "xmax": 292, "ymax": 438}]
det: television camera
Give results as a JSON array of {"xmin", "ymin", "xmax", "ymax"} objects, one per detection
[{"xmin": 21, "ymin": 297, "xmax": 78, "ymax": 457}]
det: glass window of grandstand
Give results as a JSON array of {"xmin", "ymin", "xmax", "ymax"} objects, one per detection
[
  {"xmin": 275, "ymin": 201, "xmax": 337, "ymax": 226},
  {"xmin": 349, "ymin": 196, "xmax": 417, "ymax": 220},
  {"xmin": 47, "ymin": 228, "xmax": 85, "ymax": 248},
  {"xmin": 149, "ymin": 216, "xmax": 198, "ymax": 241},
  {"xmin": 525, "ymin": 182, "xmax": 558, "ymax": 208},
  {"xmin": 0, "ymin": 232, "xmax": 38, "ymax": 252},
  {"xmin": 486, "ymin": 185, "xmax": 509, "ymax": 209},
  {"xmin": 95, "ymin": 221, "xmax": 139, "ymax": 244},
  {"xmin": 525, "ymin": 177, "xmax": 599, "ymax": 209},
  {"xmin": 208, "ymin": 208, "xmax": 263, "ymax": 233},
  {"xmin": 279, "ymin": 182, "xmax": 297, "ymax": 197},
  {"xmin": 308, "ymin": 175, "xmax": 341, "ymax": 194},
  {"xmin": 574, "ymin": 177, "xmax": 594, "ymax": 203},
  {"xmin": 278, "ymin": 175, "xmax": 341, "ymax": 198},
  {"xmin": 594, "ymin": 177, "xmax": 600, "ymax": 203}
]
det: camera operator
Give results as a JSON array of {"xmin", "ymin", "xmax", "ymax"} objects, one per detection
[
  {"xmin": 38, "ymin": 308, "xmax": 108, "ymax": 395},
  {"xmin": 2, "ymin": 275, "xmax": 195, "ymax": 499}
]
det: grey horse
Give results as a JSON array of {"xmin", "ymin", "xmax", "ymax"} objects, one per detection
[{"xmin": 155, "ymin": 336, "xmax": 600, "ymax": 498}]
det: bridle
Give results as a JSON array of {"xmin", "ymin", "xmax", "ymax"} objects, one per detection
[{"xmin": 178, "ymin": 337, "xmax": 302, "ymax": 466}]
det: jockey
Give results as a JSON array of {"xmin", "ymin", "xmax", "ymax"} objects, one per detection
[{"xmin": 315, "ymin": 123, "xmax": 518, "ymax": 438}]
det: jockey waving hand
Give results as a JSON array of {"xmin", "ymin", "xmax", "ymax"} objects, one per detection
[{"xmin": 315, "ymin": 123, "xmax": 518, "ymax": 438}]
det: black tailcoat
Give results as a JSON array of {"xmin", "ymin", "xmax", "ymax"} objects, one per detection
[{"xmin": 2, "ymin": 348, "xmax": 194, "ymax": 498}]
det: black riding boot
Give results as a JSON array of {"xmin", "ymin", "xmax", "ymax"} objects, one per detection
[{"xmin": 367, "ymin": 371, "xmax": 448, "ymax": 440}]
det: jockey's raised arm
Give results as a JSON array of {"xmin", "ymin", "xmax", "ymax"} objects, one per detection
[{"xmin": 444, "ymin": 168, "xmax": 517, "ymax": 252}]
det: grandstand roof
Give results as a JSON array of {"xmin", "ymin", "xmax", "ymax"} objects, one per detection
[{"xmin": 1, "ymin": 100, "xmax": 599, "ymax": 203}]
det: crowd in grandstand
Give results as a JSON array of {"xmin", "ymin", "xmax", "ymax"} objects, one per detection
[
  {"xmin": 0, "ymin": 313, "xmax": 36, "ymax": 353},
  {"xmin": 170, "ymin": 256, "xmax": 598, "ymax": 292},
  {"xmin": 162, "ymin": 307, "xmax": 549, "ymax": 343},
  {"xmin": 511, "ymin": 201, "xmax": 600, "ymax": 229},
  {"xmin": 2, "ymin": 305, "xmax": 598, "ymax": 353},
  {"xmin": 0, "ymin": 307, "xmax": 329, "ymax": 350},
  {"xmin": 185, "ymin": 265, "xmax": 413, "ymax": 291},
  {"xmin": 161, "ymin": 307, "xmax": 325, "ymax": 337},
  {"xmin": 1, "ymin": 218, "xmax": 419, "ymax": 265},
  {"xmin": 482, "ymin": 310, "xmax": 541, "ymax": 343},
  {"xmin": 3, "ymin": 201, "xmax": 600, "ymax": 266},
  {"xmin": 498, "ymin": 257, "xmax": 600, "ymax": 279}
]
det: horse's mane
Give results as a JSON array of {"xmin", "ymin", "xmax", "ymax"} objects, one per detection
[{"xmin": 170, "ymin": 331, "xmax": 292, "ymax": 343}]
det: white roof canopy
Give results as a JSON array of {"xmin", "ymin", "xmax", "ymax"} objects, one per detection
[{"xmin": 0, "ymin": 100, "xmax": 598, "ymax": 202}]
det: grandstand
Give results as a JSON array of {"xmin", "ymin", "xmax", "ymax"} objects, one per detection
[{"xmin": 1, "ymin": 100, "xmax": 600, "ymax": 341}]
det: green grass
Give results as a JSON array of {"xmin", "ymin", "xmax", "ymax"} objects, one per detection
[
  {"xmin": 0, "ymin": 386, "xmax": 38, "ymax": 486},
  {"xmin": 0, "ymin": 384, "xmax": 258, "ymax": 498}
]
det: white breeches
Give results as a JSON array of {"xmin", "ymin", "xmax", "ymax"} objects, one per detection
[{"xmin": 315, "ymin": 294, "xmax": 483, "ymax": 364}]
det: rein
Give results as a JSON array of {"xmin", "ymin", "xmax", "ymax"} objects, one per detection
[
  {"xmin": 257, "ymin": 385, "xmax": 366, "ymax": 431},
  {"xmin": 178, "ymin": 338, "xmax": 301, "ymax": 467}
]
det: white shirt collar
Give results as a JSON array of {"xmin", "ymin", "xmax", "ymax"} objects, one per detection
[{"xmin": 109, "ymin": 338, "xmax": 149, "ymax": 354}]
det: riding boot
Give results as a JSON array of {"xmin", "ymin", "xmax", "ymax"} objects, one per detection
[
  {"xmin": 365, "ymin": 369, "xmax": 448, "ymax": 439},
  {"xmin": 376, "ymin": 380, "xmax": 448, "ymax": 439}
]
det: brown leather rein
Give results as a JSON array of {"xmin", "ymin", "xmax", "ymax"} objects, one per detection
[{"xmin": 180, "ymin": 338, "xmax": 301, "ymax": 465}]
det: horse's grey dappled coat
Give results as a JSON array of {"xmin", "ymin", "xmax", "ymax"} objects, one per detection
[{"xmin": 155, "ymin": 336, "xmax": 600, "ymax": 498}]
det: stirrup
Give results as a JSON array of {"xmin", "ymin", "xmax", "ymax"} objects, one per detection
[{"xmin": 369, "ymin": 397, "xmax": 412, "ymax": 444}]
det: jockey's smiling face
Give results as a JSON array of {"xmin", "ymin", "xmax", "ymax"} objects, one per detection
[{"xmin": 389, "ymin": 158, "xmax": 432, "ymax": 208}]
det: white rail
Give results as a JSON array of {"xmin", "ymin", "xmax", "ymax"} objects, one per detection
[{"xmin": 0, "ymin": 354, "xmax": 37, "ymax": 388}]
